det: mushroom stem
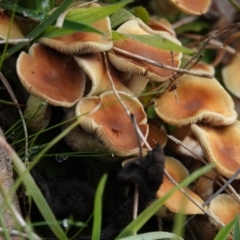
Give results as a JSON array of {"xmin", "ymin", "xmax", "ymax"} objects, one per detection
[{"xmin": 112, "ymin": 47, "xmax": 213, "ymax": 79}]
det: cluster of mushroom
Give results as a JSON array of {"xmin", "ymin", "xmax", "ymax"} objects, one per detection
[
  {"xmin": 15, "ymin": 2, "xmax": 183, "ymax": 157},
  {"xmin": 12, "ymin": 0, "xmax": 240, "ymax": 234},
  {"xmin": 156, "ymin": 59, "xmax": 240, "ymax": 232}
]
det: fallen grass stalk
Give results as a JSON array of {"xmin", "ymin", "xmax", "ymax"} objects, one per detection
[{"xmin": 112, "ymin": 47, "xmax": 213, "ymax": 78}]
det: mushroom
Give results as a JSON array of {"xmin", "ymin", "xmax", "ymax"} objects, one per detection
[
  {"xmin": 207, "ymin": 194, "xmax": 240, "ymax": 231},
  {"xmin": 153, "ymin": 75, "xmax": 237, "ymax": 127},
  {"xmin": 108, "ymin": 18, "xmax": 182, "ymax": 82},
  {"xmin": 191, "ymin": 121, "xmax": 240, "ymax": 179},
  {"xmin": 63, "ymin": 108, "xmax": 107, "ymax": 153},
  {"xmin": 24, "ymin": 95, "xmax": 52, "ymax": 131},
  {"xmin": 75, "ymin": 90, "xmax": 148, "ymax": 157},
  {"xmin": 222, "ymin": 54, "xmax": 240, "ymax": 99},
  {"xmin": 0, "ymin": 11, "xmax": 24, "ymax": 40},
  {"xmin": 39, "ymin": 3, "xmax": 112, "ymax": 54},
  {"xmin": 74, "ymin": 53, "xmax": 131, "ymax": 96},
  {"xmin": 156, "ymin": 156, "xmax": 204, "ymax": 214},
  {"xmin": 168, "ymin": 0, "xmax": 212, "ymax": 15},
  {"xmin": 16, "ymin": 43, "xmax": 86, "ymax": 107},
  {"xmin": 148, "ymin": 18, "xmax": 176, "ymax": 37}
]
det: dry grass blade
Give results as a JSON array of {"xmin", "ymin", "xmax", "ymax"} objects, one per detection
[
  {"xmin": 112, "ymin": 47, "xmax": 213, "ymax": 79},
  {"xmin": 0, "ymin": 72, "xmax": 28, "ymax": 163}
]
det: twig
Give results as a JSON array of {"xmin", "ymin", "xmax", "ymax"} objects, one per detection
[
  {"xmin": 103, "ymin": 52, "xmax": 142, "ymax": 224},
  {"xmin": 188, "ymin": 22, "xmax": 240, "ymax": 48},
  {"xmin": 0, "ymin": 72, "xmax": 28, "ymax": 163},
  {"xmin": 0, "ymin": 228, "xmax": 37, "ymax": 239},
  {"xmin": 168, "ymin": 134, "xmax": 240, "ymax": 204},
  {"xmin": 103, "ymin": 52, "xmax": 220, "ymax": 229},
  {"xmin": 0, "ymin": 39, "xmax": 32, "ymax": 44},
  {"xmin": 112, "ymin": 47, "xmax": 213, "ymax": 79},
  {"xmin": 183, "ymin": 33, "xmax": 236, "ymax": 54},
  {"xmin": 172, "ymin": 16, "xmax": 198, "ymax": 29}
]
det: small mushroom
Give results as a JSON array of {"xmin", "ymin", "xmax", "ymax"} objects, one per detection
[
  {"xmin": 0, "ymin": 11, "xmax": 24, "ymax": 40},
  {"xmin": 75, "ymin": 90, "xmax": 148, "ymax": 156},
  {"xmin": 191, "ymin": 121, "xmax": 240, "ymax": 179},
  {"xmin": 24, "ymin": 95, "xmax": 52, "ymax": 131},
  {"xmin": 222, "ymin": 54, "xmax": 240, "ymax": 99},
  {"xmin": 156, "ymin": 156, "xmax": 204, "ymax": 214},
  {"xmin": 153, "ymin": 75, "xmax": 237, "ymax": 127},
  {"xmin": 39, "ymin": 3, "xmax": 112, "ymax": 54},
  {"xmin": 207, "ymin": 194, "xmax": 240, "ymax": 231},
  {"xmin": 63, "ymin": 108, "xmax": 107, "ymax": 153},
  {"xmin": 168, "ymin": 0, "xmax": 212, "ymax": 15},
  {"xmin": 108, "ymin": 19, "xmax": 182, "ymax": 82},
  {"xmin": 16, "ymin": 43, "xmax": 86, "ymax": 107},
  {"xmin": 148, "ymin": 18, "xmax": 176, "ymax": 37}
]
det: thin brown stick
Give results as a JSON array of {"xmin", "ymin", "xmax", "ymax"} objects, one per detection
[
  {"xmin": 112, "ymin": 47, "xmax": 213, "ymax": 79},
  {"xmin": 187, "ymin": 22, "xmax": 240, "ymax": 48},
  {"xmin": 168, "ymin": 134, "xmax": 240, "ymax": 204},
  {"xmin": 0, "ymin": 72, "xmax": 28, "ymax": 163},
  {"xmin": 172, "ymin": 16, "xmax": 198, "ymax": 29}
]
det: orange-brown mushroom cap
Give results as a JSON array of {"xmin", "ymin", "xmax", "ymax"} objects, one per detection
[
  {"xmin": 75, "ymin": 90, "xmax": 148, "ymax": 156},
  {"xmin": 156, "ymin": 156, "xmax": 204, "ymax": 214},
  {"xmin": 153, "ymin": 75, "xmax": 237, "ymax": 127},
  {"xmin": 222, "ymin": 54, "xmax": 240, "ymax": 99},
  {"xmin": 191, "ymin": 121, "xmax": 240, "ymax": 179},
  {"xmin": 109, "ymin": 19, "xmax": 182, "ymax": 82},
  {"xmin": 0, "ymin": 11, "xmax": 24, "ymax": 39},
  {"xmin": 16, "ymin": 43, "xmax": 86, "ymax": 107},
  {"xmin": 207, "ymin": 194, "xmax": 240, "ymax": 228},
  {"xmin": 169, "ymin": 0, "xmax": 212, "ymax": 15},
  {"xmin": 39, "ymin": 3, "xmax": 112, "ymax": 54}
]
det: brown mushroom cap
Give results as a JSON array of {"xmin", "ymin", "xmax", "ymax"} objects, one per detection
[
  {"xmin": 168, "ymin": 0, "xmax": 211, "ymax": 15},
  {"xmin": 148, "ymin": 18, "xmax": 176, "ymax": 37},
  {"xmin": 109, "ymin": 19, "xmax": 182, "ymax": 82},
  {"xmin": 0, "ymin": 11, "xmax": 24, "ymax": 39},
  {"xmin": 75, "ymin": 90, "xmax": 148, "ymax": 156},
  {"xmin": 74, "ymin": 53, "xmax": 131, "ymax": 96},
  {"xmin": 207, "ymin": 194, "xmax": 240, "ymax": 228},
  {"xmin": 191, "ymin": 121, "xmax": 240, "ymax": 179},
  {"xmin": 222, "ymin": 54, "xmax": 240, "ymax": 99},
  {"xmin": 16, "ymin": 43, "xmax": 86, "ymax": 107},
  {"xmin": 153, "ymin": 75, "xmax": 237, "ymax": 127},
  {"xmin": 39, "ymin": 3, "xmax": 112, "ymax": 54},
  {"xmin": 156, "ymin": 156, "xmax": 204, "ymax": 214}
]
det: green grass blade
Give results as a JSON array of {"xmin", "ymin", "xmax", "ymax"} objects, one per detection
[
  {"xmin": 214, "ymin": 216, "xmax": 237, "ymax": 240},
  {"xmin": 0, "ymin": 2, "xmax": 47, "ymax": 21},
  {"xmin": 92, "ymin": 174, "xmax": 108, "ymax": 240},
  {"xmin": 116, "ymin": 164, "xmax": 214, "ymax": 239},
  {"xmin": 233, "ymin": 214, "xmax": 240, "ymax": 240},
  {"xmin": 10, "ymin": 151, "xmax": 68, "ymax": 240},
  {"xmin": 110, "ymin": 8, "xmax": 134, "ymax": 28},
  {"xmin": 1, "ymin": 0, "xmax": 74, "ymax": 60},
  {"xmin": 112, "ymin": 32, "xmax": 194, "ymax": 54},
  {"xmin": 118, "ymin": 231, "xmax": 183, "ymax": 240},
  {"xmin": 42, "ymin": 20, "xmax": 103, "ymax": 38},
  {"xmin": 66, "ymin": 0, "xmax": 133, "ymax": 24}
]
